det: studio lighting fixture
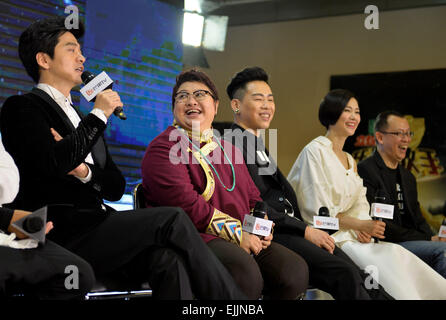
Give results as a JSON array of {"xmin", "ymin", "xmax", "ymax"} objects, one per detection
[{"xmin": 182, "ymin": 0, "xmax": 228, "ymax": 51}]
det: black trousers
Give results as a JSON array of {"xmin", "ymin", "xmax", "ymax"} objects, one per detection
[
  {"xmin": 61, "ymin": 207, "xmax": 246, "ymax": 300},
  {"xmin": 208, "ymin": 238, "xmax": 309, "ymax": 300},
  {"xmin": 0, "ymin": 240, "xmax": 95, "ymax": 299},
  {"xmin": 274, "ymin": 233, "xmax": 394, "ymax": 300}
]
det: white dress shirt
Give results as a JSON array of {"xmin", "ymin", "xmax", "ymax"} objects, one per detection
[{"xmin": 36, "ymin": 83, "xmax": 107, "ymax": 183}]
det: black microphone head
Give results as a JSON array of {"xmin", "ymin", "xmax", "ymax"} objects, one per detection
[
  {"xmin": 253, "ymin": 201, "xmax": 267, "ymax": 218},
  {"xmin": 81, "ymin": 71, "xmax": 95, "ymax": 84},
  {"xmin": 318, "ymin": 206, "xmax": 330, "ymax": 217},
  {"xmin": 23, "ymin": 216, "xmax": 44, "ymax": 233}
]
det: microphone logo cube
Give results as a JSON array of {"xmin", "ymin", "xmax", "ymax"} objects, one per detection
[
  {"xmin": 439, "ymin": 225, "xmax": 446, "ymax": 238},
  {"xmin": 371, "ymin": 202, "xmax": 394, "ymax": 219},
  {"xmin": 313, "ymin": 216, "xmax": 339, "ymax": 230},
  {"xmin": 80, "ymin": 71, "xmax": 113, "ymax": 101},
  {"xmin": 242, "ymin": 215, "xmax": 272, "ymax": 237}
]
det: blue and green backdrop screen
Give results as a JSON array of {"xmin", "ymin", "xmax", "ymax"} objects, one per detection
[{"xmin": 0, "ymin": 0, "xmax": 183, "ymax": 209}]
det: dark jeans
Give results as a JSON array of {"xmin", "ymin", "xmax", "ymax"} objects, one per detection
[
  {"xmin": 399, "ymin": 240, "xmax": 446, "ymax": 278},
  {"xmin": 208, "ymin": 238, "xmax": 309, "ymax": 299}
]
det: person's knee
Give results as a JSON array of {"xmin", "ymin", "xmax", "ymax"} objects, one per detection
[
  {"xmin": 434, "ymin": 245, "xmax": 446, "ymax": 258},
  {"xmin": 146, "ymin": 248, "xmax": 194, "ymax": 299},
  {"xmin": 76, "ymin": 258, "xmax": 96, "ymax": 296},
  {"xmin": 227, "ymin": 257, "xmax": 263, "ymax": 299},
  {"xmin": 276, "ymin": 254, "xmax": 309, "ymax": 299},
  {"xmin": 433, "ymin": 245, "xmax": 446, "ymax": 269}
]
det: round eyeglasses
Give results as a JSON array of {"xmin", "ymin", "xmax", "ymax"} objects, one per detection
[{"xmin": 174, "ymin": 90, "xmax": 214, "ymax": 104}]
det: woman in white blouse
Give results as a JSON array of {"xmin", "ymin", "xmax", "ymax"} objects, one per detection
[{"xmin": 287, "ymin": 89, "xmax": 446, "ymax": 299}]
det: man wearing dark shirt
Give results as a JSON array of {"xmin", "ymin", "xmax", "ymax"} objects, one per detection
[{"xmin": 358, "ymin": 110, "xmax": 446, "ymax": 278}]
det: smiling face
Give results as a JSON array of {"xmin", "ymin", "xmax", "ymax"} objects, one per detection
[
  {"xmin": 330, "ymin": 97, "xmax": 360, "ymax": 137},
  {"xmin": 376, "ymin": 115, "xmax": 411, "ymax": 168},
  {"xmin": 37, "ymin": 31, "xmax": 85, "ymax": 94},
  {"xmin": 173, "ymin": 81, "xmax": 219, "ymax": 132},
  {"xmin": 232, "ymin": 80, "xmax": 275, "ymax": 135}
]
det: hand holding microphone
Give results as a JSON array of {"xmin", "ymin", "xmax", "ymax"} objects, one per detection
[
  {"xmin": 307, "ymin": 206, "xmax": 337, "ymax": 253},
  {"xmin": 360, "ymin": 220, "xmax": 385, "ymax": 242},
  {"xmin": 94, "ymin": 89, "xmax": 123, "ymax": 119},
  {"xmin": 242, "ymin": 202, "xmax": 274, "ymax": 255},
  {"xmin": 252, "ymin": 202, "xmax": 274, "ymax": 249},
  {"xmin": 252, "ymin": 201, "xmax": 267, "ymax": 240},
  {"xmin": 7, "ymin": 210, "xmax": 33, "ymax": 239},
  {"xmin": 8, "ymin": 208, "xmax": 51, "ymax": 242},
  {"xmin": 240, "ymin": 232, "xmax": 263, "ymax": 256},
  {"xmin": 369, "ymin": 189, "xmax": 391, "ymax": 243}
]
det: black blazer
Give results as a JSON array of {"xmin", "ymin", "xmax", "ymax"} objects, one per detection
[
  {"xmin": 357, "ymin": 150, "xmax": 433, "ymax": 242},
  {"xmin": 224, "ymin": 124, "xmax": 307, "ymax": 237},
  {"xmin": 0, "ymin": 88, "xmax": 125, "ymax": 244}
]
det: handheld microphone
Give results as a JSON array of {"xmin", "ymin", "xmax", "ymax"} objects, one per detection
[
  {"xmin": 242, "ymin": 202, "xmax": 273, "ymax": 238},
  {"xmin": 23, "ymin": 216, "xmax": 44, "ymax": 233},
  {"xmin": 253, "ymin": 201, "xmax": 267, "ymax": 219},
  {"xmin": 252, "ymin": 202, "xmax": 268, "ymax": 240},
  {"xmin": 318, "ymin": 206, "xmax": 330, "ymax": 217},
  {"xmin": 313, "ymin": 207, "xmax": 339, "ymax": 234},
  {"xmin": 11, "ymin": 206, "xmax": 48, "ymax": 244},
  {"xmin": 370, "ymin": 190, "xmax": 393, "ymax": 243},
  {"xmin": 81, "ymin": 71, "xmax": 127, "ymax": 120}
]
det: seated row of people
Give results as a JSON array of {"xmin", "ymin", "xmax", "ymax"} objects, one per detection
[
  {"xmin": 287, "ymin": 88, "xmax": 446, "ymax": 299},
  {"xmin": 1, "ymin": 16, "xmax": 445, "ymax": 299},
  {"xmin": 0, "ymin": 17, "xmax": 245, "ymax": 300},
  {"xmin": 141, "ymin": 67, "xmax": 446, "ymax": 300}
]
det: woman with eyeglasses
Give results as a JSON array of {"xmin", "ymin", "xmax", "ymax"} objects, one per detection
[
  {"xmin": 141, "ymin": 69, "xmax": 309, "ymax": 299},
  {"xmin": 287, "ymin": 89, "xmax": 446, "ymax": 299}
]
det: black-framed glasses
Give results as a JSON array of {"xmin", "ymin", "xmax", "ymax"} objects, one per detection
[
  {"xmin": 379, "ymin": 131, "xmax": 414, "ymax": 138},
  {"xmin": 174, "ymin": 90, "xmax": 214, "ymax": 103}
]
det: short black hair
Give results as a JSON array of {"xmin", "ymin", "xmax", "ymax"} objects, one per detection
[
  {"xmin": 18, "ymin": 16, "xmax": 85, "ymax": 83},
  {"xmin": 226, "ymin": 66, "xmax": 269, "ymax": 100},
  {"xmin": 318, "ymin": 89, "xmax": 356, "ymax": 129},
  {"xmin": 171, "ymin": 69, "xmax": 218, "ymax": 108},
  {"xmin": 374, "ymin": 110, "xmax": 404, "ymax": 133}
]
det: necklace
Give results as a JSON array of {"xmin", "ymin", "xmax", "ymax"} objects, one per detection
[{"xmin": 184, "ymin": 132, "xmax": 236, "ymax": 192}]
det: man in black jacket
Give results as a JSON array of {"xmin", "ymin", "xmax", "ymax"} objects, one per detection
[
  {"xmin": 358, "ymin": 110, "xmax": 446, "ymax": 278},
  {"xmin": 223, "ymin": 66, "xmax": 393, "ymax": 299},
  {"xmin": 0, "ymin": 17, "xmax": 245, "ymax": 299}
]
